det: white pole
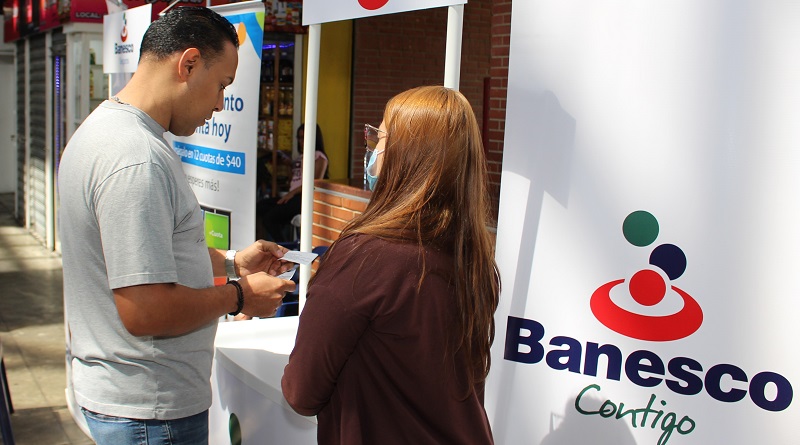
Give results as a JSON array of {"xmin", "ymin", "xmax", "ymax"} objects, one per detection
[
  {"xmin": 444, "ymin": 5, "xmax": 464, "ymax": 90},
  {"xmin": 298, "ymin": 23, "xmax": 321, "ymax": 313}
]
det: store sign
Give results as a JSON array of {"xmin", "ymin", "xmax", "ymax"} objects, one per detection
[
  {"xmin": 68, "ymin": 0, "xmax": 108, "ymax": 22},
  {"xmin": 485, "ymin": 1, "xmax": 800, "ymax": 444},
  {"xmin": 82, "ymin": 0, "xmax": 210, "ymax": 25},
  {"xmin": 37, "ymin": 0, "xmax": 59, "ymax": 32},
  {"xmin": 103, "ymin": 4, "xmax": 151, "ymax": 74},
  {"xmin": 302, "ymin": 0, "xmax": 466, "ymax": 25},
  {"xmin": 167, "ymin": 1, "xmax": 265, "ymax": 251},
  {"xmin": 16, "ymin": 0, "xmax": 36, "ymax": 35},
  {"xmin": 2, "ymin": 0, "xmax": 20, "ymax": 42}
]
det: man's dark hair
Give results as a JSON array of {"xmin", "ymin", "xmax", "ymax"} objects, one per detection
[{"xmin": 139, "ymin": 7, "xmax": 239, "ymax": 64}]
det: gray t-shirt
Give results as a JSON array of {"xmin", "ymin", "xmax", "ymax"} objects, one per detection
[{"xmin": 58, "ymin": 100, "xmax": 215, "ymax": 420}]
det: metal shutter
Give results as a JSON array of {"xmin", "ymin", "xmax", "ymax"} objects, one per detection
[
  {"xmin": 29, "ymin": 33, "xmax": 47, "ymax": 241},
  {"xmin": 15, "ymin": 40, "xmax": 25, "ymax": 224}
]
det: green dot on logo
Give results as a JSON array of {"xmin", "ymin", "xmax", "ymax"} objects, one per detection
[
  {"xmin": 229, "ymin": 413, "xmax": 242, "ymax": 445},
  {"xmin": 623, "ymin": 211, "xmax": 659, "ymax": 247}
]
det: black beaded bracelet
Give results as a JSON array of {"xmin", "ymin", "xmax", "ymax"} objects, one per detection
[{"xmin": 227, "ymin": 279, "xmax": 244, "ymax": 316}]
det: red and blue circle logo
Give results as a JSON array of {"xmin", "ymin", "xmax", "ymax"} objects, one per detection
[{"xmin": 590, "ymin": 211, "xmax": 703, "ymax": 341}]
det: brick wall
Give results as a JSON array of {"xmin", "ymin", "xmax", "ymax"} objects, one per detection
[
  {"xmin": 349, "ymin": 0, "xmax": 509, "ymax": 220},
  {"xmin": 487, "ymin": 0, "xmax": 511, "ymax": 217},
  {"xmin": 311, "ymin": 181, "xmax": 370, "ymax": 248},
  {"xmin": 351, "ymin": 0, "xmax": 493, "ymax": 180},
  {"xmin": 312, "ymin": 0, "xmax": 512, "ymax": 246}
]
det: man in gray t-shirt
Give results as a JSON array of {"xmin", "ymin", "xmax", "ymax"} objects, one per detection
[{"xmin": 57, "ymin": 8, "xmax": 295, "ymax": 445}]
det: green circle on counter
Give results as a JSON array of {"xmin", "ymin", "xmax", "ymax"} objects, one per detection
[{"xmin": 229, "ymin": 413, "xmax": 242, "ymax": 445}]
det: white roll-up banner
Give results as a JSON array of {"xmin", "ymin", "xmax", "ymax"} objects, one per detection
[
  {"xmin": 485, "ymin": 1, "xmax": 800, "ymax": 444},
  {"xmin": 103, "ymin": 4, "xmax": 151, "ymax": 74},
  {"xmin": 166, "ymin": 2, "xmax": 265, "ymax": 251}
]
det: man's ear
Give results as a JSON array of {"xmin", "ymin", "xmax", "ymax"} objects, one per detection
[{"xmin": 177, "ymin": 48, "xmax": 201, "ymax": 81}]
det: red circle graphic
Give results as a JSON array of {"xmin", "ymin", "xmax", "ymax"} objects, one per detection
[
  {"xmin": 590, "ymin": 279, "xmax": 703, "ymax": 341},
  {"xmin": 359, "ymin": 0, "xmax": 390, "ymax": 11},
  {"xmin": 629, "ymin": 269, "xmax": 666, "ymax": 306}
]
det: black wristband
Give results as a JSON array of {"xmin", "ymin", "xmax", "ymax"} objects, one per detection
[{"xmin": 227, "ymin": 279, "xmax": 244, "ymax": 316}]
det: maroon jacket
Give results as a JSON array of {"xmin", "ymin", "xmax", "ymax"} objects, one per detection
[{"xmin": 282, "ymin": 234, "xmax": 494, "ymax": 445}]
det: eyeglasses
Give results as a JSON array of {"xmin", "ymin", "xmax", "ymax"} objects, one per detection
[{"xmin": 364, "ymin": 124, "xmax": 387, "ymax": 152}]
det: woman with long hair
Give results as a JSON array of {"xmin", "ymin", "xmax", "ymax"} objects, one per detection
[{"xmin": 282, "ymin": 86, "xmax": 500, "ymax": 444}]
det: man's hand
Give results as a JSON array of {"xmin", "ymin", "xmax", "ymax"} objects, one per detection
[
  {"xmin": 236, "ymin": 240, "xmax": 294, "ymax": 277},
  {"xmin": 238, "ymin": 272, "xmax": 297, "ymax": 318}
]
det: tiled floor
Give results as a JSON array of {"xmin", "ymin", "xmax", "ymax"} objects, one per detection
[{"xmin": 0, "ymin": 193, "xmax": 93, "ymax": 445}]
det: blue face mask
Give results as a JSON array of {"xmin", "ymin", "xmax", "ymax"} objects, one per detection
[{"xmin": 365, "ymin": 149, "xmax": 383, "ymax": 191}]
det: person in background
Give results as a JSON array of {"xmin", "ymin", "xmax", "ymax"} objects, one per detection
[
  {"xmin": 282, "ymin": 86, "xmax": 501, "ymax": 444},
  {"xmin": 57, "ymin": 7, "xmax": 296, "ymax": 445},
  {"xmin": 257, "ymin": 123, "xmax": 328, "ymax": 242}
]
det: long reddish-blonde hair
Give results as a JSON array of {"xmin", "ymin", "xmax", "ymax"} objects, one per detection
[{"xmin": 321, "ymin": 86, "xmax": 500, "ymax": 390}]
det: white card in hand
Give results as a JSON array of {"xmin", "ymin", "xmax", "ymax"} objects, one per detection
[
  {"xmin": 277, "ymin": 264, "xmax": 298, "ymax": 280},
  {"xmin": 281, "ymin": 250, "xmax": 319, "ymax": 266}
]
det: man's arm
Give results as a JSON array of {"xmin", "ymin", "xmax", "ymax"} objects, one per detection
[
  {"xmin": 208, "ymin": 247, "xmax": 229, "ymax": 278},
  {"xmin": 114, "ymin": 272, "xmax": 295, "ymax": 337},
  {"xmin": 114, "ymin": 282, "xmax": 238, "ymax": 337},
  {"xmin": 114, "ymin": 240, "xmax": 295, "ymax": 337}
]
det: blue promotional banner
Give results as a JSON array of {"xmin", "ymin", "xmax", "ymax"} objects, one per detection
[
  {"xmin": 174, "ymin": 142, "xmax": 246, "ymax": 175},
  {"xmin": 167, "ymin": 1, "xmax": 265, "ymax": 251},
  {"xmin": 485, "ymin": 1, "xmax": 800, "ymax": 444}
]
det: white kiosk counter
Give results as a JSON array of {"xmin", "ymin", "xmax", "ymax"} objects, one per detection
[{"xmin": 209, "ymin": 317, "xmax": 317, "ymax": 444}]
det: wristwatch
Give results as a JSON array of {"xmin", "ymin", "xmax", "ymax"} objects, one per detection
[{"xmin": 225, "ymin": 249, "xmax": 238, "ymax": 280}]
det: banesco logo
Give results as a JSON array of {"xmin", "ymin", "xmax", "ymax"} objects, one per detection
[
  {"xmin": 591, "ymin": 211, "xmax": 703, "ymax": 341},
  {"xmin": 120, "ymin": 12, "xmax": 128, "ymax": 43},
  {"xmin": 114, "ymin": 12, "xmax": 135, "ymax": 55},
  {"xmin": 504, "ymin": 210, "xmax": 793, "ymax": 428}
]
